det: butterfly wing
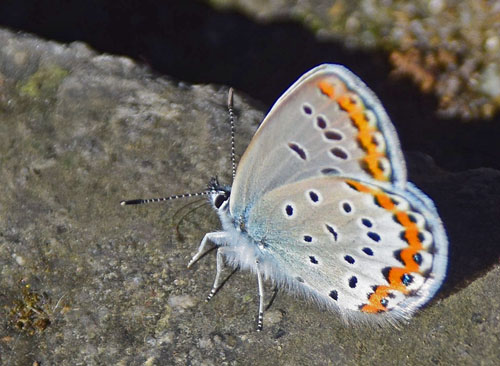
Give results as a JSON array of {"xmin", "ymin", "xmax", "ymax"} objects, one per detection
[
  {"xmin": 245, "ymin": 176, "xmax": 447, "ymax": 320},
  {"xmin": 230, "ymin": 64, "xmax": 406, "ymax": 220}
]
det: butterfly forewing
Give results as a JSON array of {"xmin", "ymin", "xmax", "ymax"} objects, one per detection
[{"xmin": 230, "ymin": 65, "xmax": 406, "ymax": 220}]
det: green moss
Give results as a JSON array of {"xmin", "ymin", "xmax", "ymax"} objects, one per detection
[
  {"xmin": 8, "ymin": 284, "xmax": 52, "ymax": 335},
  {"xmin": 18, "ymin": 65, "xmax": 69, "ymax": 99}
]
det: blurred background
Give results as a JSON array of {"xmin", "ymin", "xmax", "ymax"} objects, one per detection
[{"xmin": 1, "ymin": 0, "xmax": 500, "ymax": 172}]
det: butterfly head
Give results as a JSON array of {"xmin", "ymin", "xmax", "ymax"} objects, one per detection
[{"xmin": 208, "ymin": 177, "xmax": 231, "ymax": 211}]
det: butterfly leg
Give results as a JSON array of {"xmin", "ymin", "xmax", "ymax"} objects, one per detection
[
  {"xmin": 187, "ymin": 231, "xmax": 228, "ymax": 268},
  {"xmin": 206, "ymin": 246, "xmax": 226, "ymax": 302},
  {"xmin": 256, "ymin": 263, "xmax": 265, "ymax": 332},
  {"xmin": 265, "ymin": 284, "xmax": 278, "ymax": 312}
]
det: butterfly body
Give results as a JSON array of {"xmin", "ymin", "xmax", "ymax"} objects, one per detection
[{"xmin": 203, "ymin": 64, "xmax": 447, "ymax": 327}]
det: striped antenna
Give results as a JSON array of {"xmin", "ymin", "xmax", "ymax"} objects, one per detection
[
  {"xmin": 120, "ymin": 191, "xmax": 214, "ymax": 206},
  {"xmin": 227, "ymin": 88, "xmax": 237, "ymax": 182},
  {"xmin": 121, "ymin": 88, "xmax": 237, "ymax": 207}
]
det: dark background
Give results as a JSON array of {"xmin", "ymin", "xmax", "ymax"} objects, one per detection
[
  {"xmin": 1, "ymin": 0, "xmax": 499, "ymax": 172},
  {"xmin": 0, "ymin": 0, "xmax": 499, "ymax": 291}
]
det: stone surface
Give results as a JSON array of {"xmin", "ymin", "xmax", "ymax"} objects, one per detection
[{"xmin": 0, "ymin": 28, "xmax": 499, "ymax": 366}]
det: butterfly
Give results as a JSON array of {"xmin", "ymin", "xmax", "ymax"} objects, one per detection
[{"xmin": 121, "ymin": 64, "xmax": 448, "ymax": 330}]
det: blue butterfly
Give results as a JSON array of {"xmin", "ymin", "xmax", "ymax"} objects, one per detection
[{"xmin": 122, "ymin": 64, "xmax": 448, "ymax": 330}]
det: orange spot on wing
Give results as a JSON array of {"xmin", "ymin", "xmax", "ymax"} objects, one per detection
[
  {"xmin": 335, "ymin": 92, "xmax": 388, "ymax": 181},
  {"xmin": 386, "ymin": 268, "xmax": 410, "ymax": 293},
  {"xmin": 361, "ymin": 286, "xmax": 391, "ymax": 313},
  {"xmin": 400, "ymin": 248, "xmax": 420, "ymax": 272},
  {"xmin": 395, "ymin": 212, "xmax": 412, "ymax": 226},
  {"xmin": 404, "ymin": 228, "xmax": 423, "ymax": 249},
  {"xmin": 345, "ymin": 180, "xmax": 372, "ymax": 193},
  {"xmin": 318, "ymin": 81, "xmax": 336, "ymax": 99},
  {"xmin": 375, "ymin": 193, "xmax": 395, "ymax": 210}
]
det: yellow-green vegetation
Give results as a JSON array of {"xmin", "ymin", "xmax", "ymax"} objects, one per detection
[
  {"xmin": 8, "ymin": 283, "xmax": 52, "ymax": 335},
  {"xmin": 18, "ymin": 65, "xmax": 69, "ymax": 99},
  {"xmin": 325, "ymin": 0, "xmax": 500, "ymax": 119}
]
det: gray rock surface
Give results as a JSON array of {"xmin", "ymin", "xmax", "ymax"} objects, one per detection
[{"xmin": 0, "ymin": 28, "xmax": 499, "ymax": 366}]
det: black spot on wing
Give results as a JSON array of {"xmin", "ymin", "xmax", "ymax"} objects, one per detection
[
  {"xmin": 325, "ymin": 224, "xmax": 338, "ymax": 241},
  {"xmin": 367, "ymin": 231, "xmax": 381, "ymax": 242},
  {"xmin": 321, "ymin": 168, "xmax": 341, "ymax": 175},
  {"xmin": 342, "ymin": 202, "xmax": 352, "ymax": 213},
  {"xmin": 362, "ymin": 247, "xmax": 374, "ymax": 256},
  {"xmin": 316, "ymin": 116, "xmax": 327, "ymax": 129},
  {"xmin": 330, "ymin": 147, "xmax": 348, "ymax": 160},
  {"xmin": 361, "ymin": 218, "xmax": 373, "ymax": 228},
  {"xmin": 324, "ymin": 130, "xmax": 342, "ymax": 141},
  {"xmin": 302, "ymin": 104, "xmax": 313, "ymax": 115},
  {"xmin": 288, "ymin": 143, "xmax": 307, "ymax": 160},
  {"xmin": 344, "ymin": 255, "xmax": 355, "ymax": 264},
  {"xmin": 308, "ymin": 191, "xmax": 319, "ymax": 203}
]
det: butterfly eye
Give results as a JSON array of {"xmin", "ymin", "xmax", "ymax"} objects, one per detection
[{"xmin": 214, "ymin": 193, "xmax": 228, "ymax": 209}]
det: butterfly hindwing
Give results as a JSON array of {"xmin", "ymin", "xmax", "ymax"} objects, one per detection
[{"xmin": 244, "ymin": 176, "xmax": 447, "ymax": 320}]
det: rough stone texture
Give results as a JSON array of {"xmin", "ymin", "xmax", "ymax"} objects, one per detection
[
  {"xmin": 0, "ymin": 28, "xmax": 499, "ymax": 366},
  {"xmin": 209, "ymin": 0, "xmax": 500, "ymax": 119}
]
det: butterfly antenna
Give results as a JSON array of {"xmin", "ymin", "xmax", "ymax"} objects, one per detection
[
  {"xmin": 227, "ymin": 87, "xmax": 237, "ymax": 182},
  {"xmin": 120, "ymin": 191, "xmax": 213, "ymax": 206}
]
